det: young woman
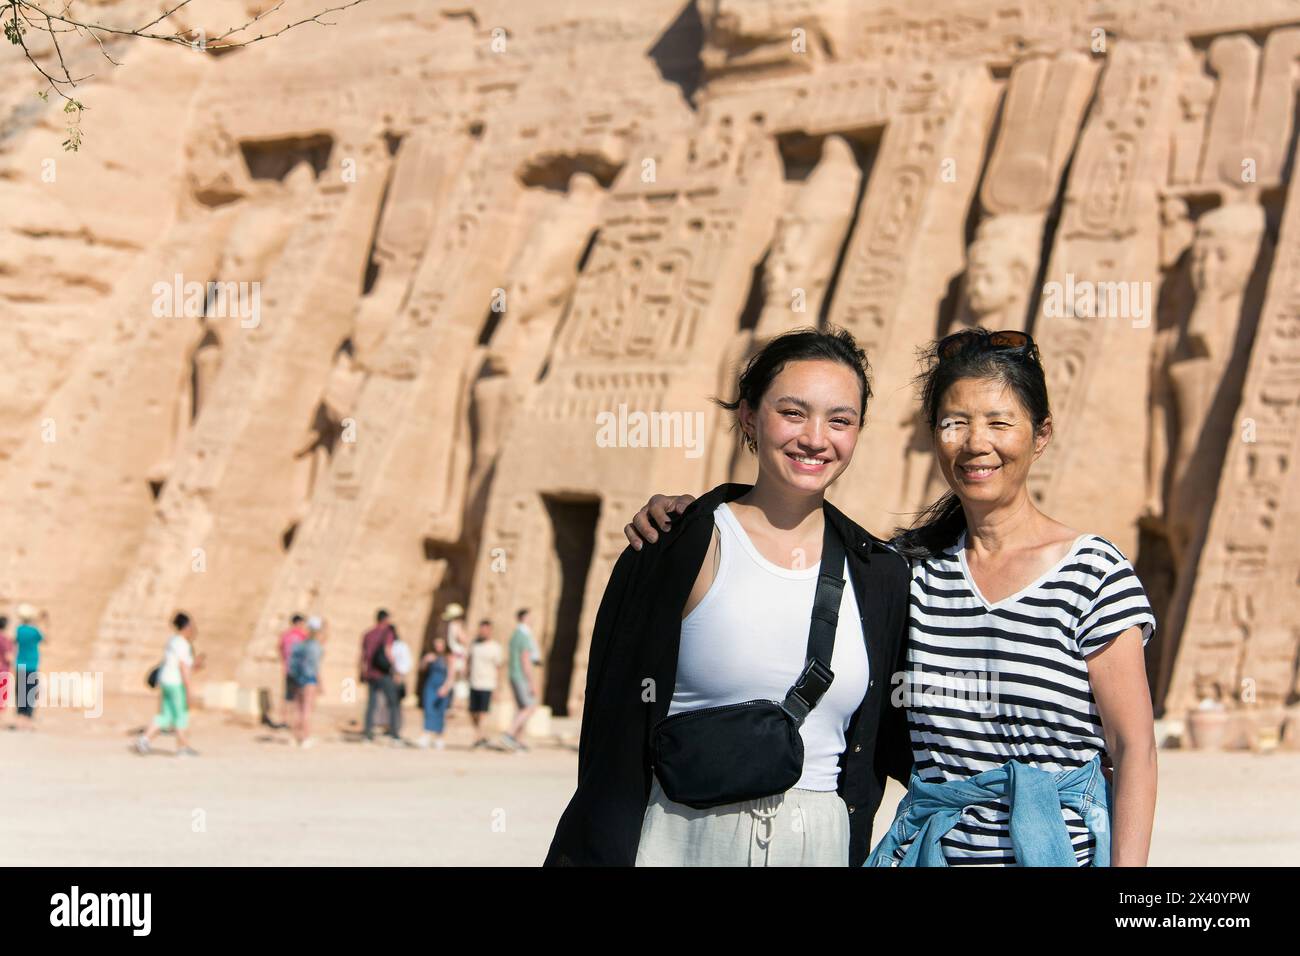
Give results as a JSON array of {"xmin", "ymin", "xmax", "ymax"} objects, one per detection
[
  {"xmin": 544, "ymin": 328, "xmax": 913, "ymax": 867},
  {"xmin": 624, "ymin": 329, "xmax": 1158, "ymax": 866},
  {"xmin": 136, "ymin": 611, "xmax": 201, "ymax": 756},
  {"xmin": 418, "ymin": 635, "xmax": 454, "ymax": 750}
]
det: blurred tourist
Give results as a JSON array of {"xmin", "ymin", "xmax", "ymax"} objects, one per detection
[{"xmin": 136, "ymin": 611, "xmax": 200, "ymax": 756}]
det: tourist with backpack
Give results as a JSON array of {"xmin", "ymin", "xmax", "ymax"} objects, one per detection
[
  {"xmin": 360, "ymin": 609, "xmax": 401, "ymax": 743},
  {"xmin": 289, "ymin": 617, "xmax": 325, "ymax": 748}
]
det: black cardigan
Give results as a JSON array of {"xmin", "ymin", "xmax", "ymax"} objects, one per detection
[{"xmin": 544, "ymin": 482, "xmax": 914, "ymax": 866}]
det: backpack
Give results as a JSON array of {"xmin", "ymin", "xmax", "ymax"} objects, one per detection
[
  {"xmin": 368, "ymin": 627, "xmax": 392, "ymax": 675},
  {"xmin": 289, "ymin": 640, "xmax": 314, "ymax": 686}
]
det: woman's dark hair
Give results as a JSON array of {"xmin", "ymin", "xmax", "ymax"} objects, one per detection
[
  {"xmin": 891, "ymin": 330, "xmax": 1052, "ymax": 560},
  {"xmin": 172, "ymin": 611, "xmax": 191, "ymax": 631},
  {"xmin": 712, "ymin": 326, "xmax": 872, "ymax": 453}
]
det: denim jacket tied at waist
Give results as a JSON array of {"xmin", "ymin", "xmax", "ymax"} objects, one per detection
[{"xmin": 864, "ymin": 755, "xmax": 1111, "ymax": 867}]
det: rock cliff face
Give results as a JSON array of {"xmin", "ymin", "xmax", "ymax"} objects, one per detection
[{"xmin": 2, "ymin": 1, "xmax": 1298, "ymax": 733}]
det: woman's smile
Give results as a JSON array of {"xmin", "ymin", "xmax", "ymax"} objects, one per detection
[
  {"xmin": 785, "ymin": 451, "xmax": 831, "ymax": 473},
  {"xmin": 957, "ymin": 462, "xmax": 1000, "ymax": 482}
]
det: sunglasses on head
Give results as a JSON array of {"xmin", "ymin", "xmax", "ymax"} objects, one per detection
[{"xmin": 936, "ymin": 328, "xmax": 1037, "ymax": 360}]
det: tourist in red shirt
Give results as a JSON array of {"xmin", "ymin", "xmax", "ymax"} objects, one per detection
[{"xmin": 276, "ymin": 614, "xmax": 308, "ymax": 728}]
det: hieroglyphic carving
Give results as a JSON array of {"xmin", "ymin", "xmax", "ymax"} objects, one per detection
[
  {"xmin": 1166, "ymin": 160, "xmax": 1300, "ymax": 713},
  {"xmin": 824, "ymin": 64, "xmax": 998, "ymax": 534},
  {"xmin": 555, "ymin": 112, "xmax": 783, "ymax": 374},
  {"xmin": 1025, "ymin": 42, "xmax": 1184, "ymax": 554}
]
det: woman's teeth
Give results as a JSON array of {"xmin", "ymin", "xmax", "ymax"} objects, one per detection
[
  {"xmin": 788, "ymin": 454, "xmax": 827, "ymax": 465},
  {"xmin": 961, "ymin": 465, "xmax": 998, "ymax": 478}
]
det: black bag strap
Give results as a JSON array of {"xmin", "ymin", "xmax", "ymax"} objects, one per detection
[{"xmin": 781, "ymin": 509, "xmax": 846, "ymax": 726}]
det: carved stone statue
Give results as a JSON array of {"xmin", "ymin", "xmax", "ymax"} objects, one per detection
[
  {"xmin": 754, "ymin": 135, "xmax": 861, "ymax": 339},
  {"xmin": 1162, "ymin": 203, "xmax": 1268, "ymax": 563},
  {"xmin": 949, "ymin": 213, "xmax": 1042, "ymax": 335},
  {"xmin": 288, "ymin": 340, "xmax": 365, "ymax": 531},
  {"xmin": 491, "ymin": 173, "xmax": 603, "ymax": 384}
]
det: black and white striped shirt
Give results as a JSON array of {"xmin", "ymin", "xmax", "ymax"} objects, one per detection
[{"xmin": 895, "ymin": 530, "xmax": 1156, "ymax": 866}]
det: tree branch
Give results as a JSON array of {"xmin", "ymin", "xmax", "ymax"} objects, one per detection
[{"xmin": 4, "ymin": 0, "xmax": 370, "ymax": 149}]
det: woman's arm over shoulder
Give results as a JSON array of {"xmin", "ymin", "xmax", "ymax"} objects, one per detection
[{"xmin": 625, "ymin": 493, "xmax": 698, "ymax": 550}]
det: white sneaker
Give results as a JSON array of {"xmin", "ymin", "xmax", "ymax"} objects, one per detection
[
  {"xmin": 434, "ymin": 738, "xmax": 445, "ymax": 751},
  {"xmin": 134, "ymin": 734, "xmax": 150, "ymax": 755},
  {"xmin": 301, "ymin": 737, "xmax": 316, "ymax": 750}
]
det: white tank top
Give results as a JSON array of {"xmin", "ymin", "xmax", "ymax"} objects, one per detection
[{"xmin": 668, "ymin": 502, "xmax": 870, "ymax": 791}]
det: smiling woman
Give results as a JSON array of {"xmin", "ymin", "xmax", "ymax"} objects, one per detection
[
  {"xmin": 872, "ymin": 327, "xmax": 1159, "ymax": 867},
  {"xmin": 544, "ymin": 327, "xmax": 914, "ymax": 867}
]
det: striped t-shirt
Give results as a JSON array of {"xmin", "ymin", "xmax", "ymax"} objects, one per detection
[{"xmin": 895, "ymin": 530, "xmax": 1156, "ymax": 866}]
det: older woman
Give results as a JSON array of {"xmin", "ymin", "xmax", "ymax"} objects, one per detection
[{"xmin": 624, "ymin": 328, "xmax": 1157, "ymax": 866}]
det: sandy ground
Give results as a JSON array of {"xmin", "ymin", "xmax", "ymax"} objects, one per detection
[{"xmin": 3, "ymin": 693, "xmax": 1298, "ymax": 866}]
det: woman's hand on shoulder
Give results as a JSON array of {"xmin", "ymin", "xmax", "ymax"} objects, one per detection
[{"xmin": 625, "ymin": 493, "xmax": 696, "ymax": 550}]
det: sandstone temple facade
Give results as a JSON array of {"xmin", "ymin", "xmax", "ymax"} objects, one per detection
[{"xmin": 1, "ymin": 0, "xmax": 1298, "ymax": 743}]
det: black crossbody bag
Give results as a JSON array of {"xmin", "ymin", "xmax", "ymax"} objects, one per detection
[{"xmin": 650, "ymin": 515, "xmax": 847, "ymax": 809}]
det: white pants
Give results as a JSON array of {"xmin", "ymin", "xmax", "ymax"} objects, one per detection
[{"xmin": 635, "ymin": 776, "xmax": 850, "ymax": 867}]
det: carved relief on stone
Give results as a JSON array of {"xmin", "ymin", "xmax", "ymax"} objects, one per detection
[
  {"xmin": 950, "ymin": 214, "xmax": 1042, "ymax": 335},
  {"xmin": 490, "ymin": 173, "xmax": 605, "ymax": 383},
  {"xmin": 287, "ymin": 340, "xmax": 365, "ymax": 532},
  {"xmin": 832, "ymin": 78, "xmax": 955, "ymax": 352},
  {"xmin": 1153, "ymin": 204, "xmax": 1269, "ymax": 563},
  {"xmin": 979, "ymin": 53, "xmax": 1098, "ymax": 217},
  {"xmin": 145, "ymin": 171, "xmax": 311, "ymax": 490},
  {"xmin": 1166, "ymin": 99, "xmax": 1300, "ymax": 716},
  {"xmin": 754, "ymin": 135, "xmax": 861, "ymax": 339},
  {"xmin": 823, "ymin": 65, "xmax": 998, "ymax": 532},
  {"xmin": 1023, "ymin": 43, "xmax": 1182, "ymax": 536},
  {"xmin": 558, "ymin": 120, "xmax": 782, "ymax": 371},
  {"xmin": 1198, "ymin": 31, "xmax": 1300, "ymax": 193}
]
